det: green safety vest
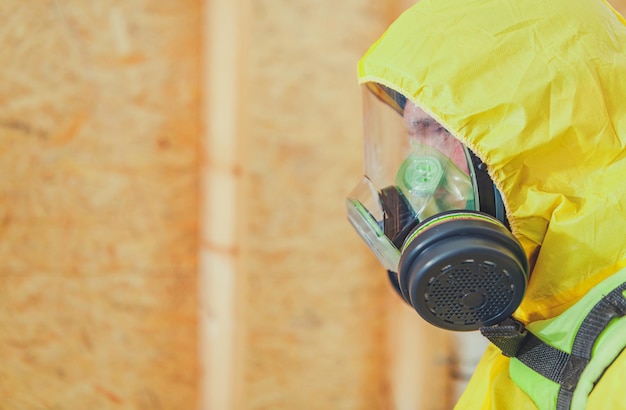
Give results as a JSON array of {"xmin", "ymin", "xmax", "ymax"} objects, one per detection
[{"xmin": 481, "ymin": 268, "xmax": 626, "ymax": 409}]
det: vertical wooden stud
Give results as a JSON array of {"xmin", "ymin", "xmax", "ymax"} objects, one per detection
[{"xmin": 200, "ymin": 0, "xmax": 247, "ymax": 409}]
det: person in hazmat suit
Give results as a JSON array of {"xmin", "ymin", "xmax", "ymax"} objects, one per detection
[{"xmin": 346, "ymin": 0, "xmax": 626, "ymax": 408}]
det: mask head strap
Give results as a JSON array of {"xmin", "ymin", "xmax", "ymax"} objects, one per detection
[{"xmin": 467, "ymin": 149, "xmax": 509, "ymax": 228}]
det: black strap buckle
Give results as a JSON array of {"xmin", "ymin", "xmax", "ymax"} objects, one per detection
[{"xmin": 480, "ymin": 317, "xmax": 527, "ymax": 357}]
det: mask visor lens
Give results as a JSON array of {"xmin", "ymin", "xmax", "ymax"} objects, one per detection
[{"xmin": 346, "ymin": 178, "xmax": 400, "ymax": 272}]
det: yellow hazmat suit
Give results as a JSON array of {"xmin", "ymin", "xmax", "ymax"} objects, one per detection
[{"xmin": 357, "ymin": 0, "xmax": 626, "ymax": 408}]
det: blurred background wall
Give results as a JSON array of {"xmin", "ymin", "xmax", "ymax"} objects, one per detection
[
  {"xmin": 0, "ymin": 1, "xmax": 200, "ymax": 409},
  {"xmin": 2, "ymin": 0, "xmax": 625, "ymax": 409}
]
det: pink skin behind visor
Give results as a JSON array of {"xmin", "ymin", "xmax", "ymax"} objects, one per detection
[{"xmin": 403, "ymin": 101, "xmax": 470, "ymax": 175}]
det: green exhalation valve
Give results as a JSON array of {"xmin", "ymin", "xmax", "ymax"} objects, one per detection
[{"xmin": 397, "ymin": 154, "xmax": 444, "ymax": 196}]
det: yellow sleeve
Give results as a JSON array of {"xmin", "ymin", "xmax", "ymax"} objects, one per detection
[{"xmin": 455, "ymin": 344, "xmax": 538, "ymax": 410}]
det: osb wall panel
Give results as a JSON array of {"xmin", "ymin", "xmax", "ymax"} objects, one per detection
[
  {"xmin": 0, "ymin": 2, "xmax": 199, "ymax": 409},
  {"xmin": 612, "ymin": 0, "xmax": 626, "ymax": 12},
  {"xmin": 243, "ymin": 1, "xmax": 387, "ymax": 408},
  {"xmin": 242, "ymin": 0, "xmax": 451, "ymax": 409}
]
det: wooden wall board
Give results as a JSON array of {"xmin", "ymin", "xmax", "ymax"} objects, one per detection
[
  {"xmin": 0, "ymin": 1, "xmax": 200, "ymax": 408},
  {"xmin": 242, "ymin": 1, "xmax": 389, "ymax": 408},
  {"xmin": 611, "ymin": 0, "xmax": 626, "ymax": 12}
]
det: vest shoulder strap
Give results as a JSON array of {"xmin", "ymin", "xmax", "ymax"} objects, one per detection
[{"xmin": 481, "ymin": 276, "xmax": 626, "ymax": 409}]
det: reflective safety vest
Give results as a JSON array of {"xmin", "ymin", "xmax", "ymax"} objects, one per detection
[{"xmin": 481, "ymin": 267, "xmax": 626, "ymax": 410}]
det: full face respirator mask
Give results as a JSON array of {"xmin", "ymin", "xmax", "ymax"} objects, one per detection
[{"xmin": 347, "ymin": 84, "xmax": 529, "ymax": 331}]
